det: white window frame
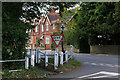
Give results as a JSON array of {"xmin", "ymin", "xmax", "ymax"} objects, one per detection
[
  {"xmin": 53, "ymin": 23, "xmax": 55, "ymax": 30},
  {"xmin": 46, "ymin": 22, "xmax": 49, "ymax": 31},
  {"xmin": 35, "ymin": 26, "xmax": 38, "ymax": 32},
  {"xmin": 29, "ymin": 29, "xmax": 31, "ymax": 33},
  {"xmin": 42, "ymin": 24, "xmax": 44, "ymax": 32},
  {"xmin": 46, "ymin": 37, "xmax": 49, "ymax": 44},
  {"xmin": 31, "ymin": 38, "xmax": 32, "ymax": 44}
]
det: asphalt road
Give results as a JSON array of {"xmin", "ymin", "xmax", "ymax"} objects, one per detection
[{"xmin": 49, "ymin": 53, "xmax": 119, "ymax": 80}]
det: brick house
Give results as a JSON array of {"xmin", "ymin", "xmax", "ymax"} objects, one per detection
[
  {"xmin": 37, "ymin": 9, "xmax": 60, "ymax": 50},
  {"xmin": 26, "ymin": 8, "xmax": 60, "ymax": 50}
]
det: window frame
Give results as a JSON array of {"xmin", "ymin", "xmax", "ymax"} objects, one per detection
[
  {"xmin": 46, "ymin": 37, "xmax": 50, "ymax": 44},
  {"xmin": 46, "ymin": 22, "xmax": 49, "ymax": 31}
]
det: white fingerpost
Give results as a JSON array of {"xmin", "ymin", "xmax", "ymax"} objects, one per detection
[
  {"xmin": 45, "ymin": 52, "xmax": 48, "ymax": 67},
  {"xmin": 65, "ymin": 50, "xmax": 68, "ymax": 62},
  {"xmin": 38, "ymin": 49, "xmax": 41, "ymax": 63},
  {"xmin": 31, "ymin": 52, "xmax": 35, "ymax": 67},
  {"xmin": 25, "ymin": 57, "xmax": 29, "ymax": 69},
  {"xmin": 36, "ymin": 49, "xmax": 37, "ymax": 63},
  {"xmin": 60, "ymin": 52, "xmax": 63, "ymax": 66}
]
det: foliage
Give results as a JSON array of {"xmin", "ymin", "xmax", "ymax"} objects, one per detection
[
  {"xmin": 51, "ymin": 42, "xmax": 56, "ymax": 50},
  {"xmin": 2, "ymin": 3, "xmax": 29, "ymax": 61},
  {"xmin": 71, "ymin": 2, "xmax": 120, "ymax": 48}
]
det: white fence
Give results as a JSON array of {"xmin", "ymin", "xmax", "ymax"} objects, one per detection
[
  {"xmin": 27, "ymin": 45, "xmax": 73, "ymax": 70},
  {"xmin": 1, "ymin": 45, "xmax": 73, "ymax": 71},
  {"xmin": 0, "ymin": 57, "xmax": 29, "ymax": 71}
]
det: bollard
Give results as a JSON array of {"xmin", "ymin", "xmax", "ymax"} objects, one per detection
[
  {"xmin": 60, "ymin": 52, "xmax": 63, "ymax": 66},
  {"xmin": 45, "ymin": 52, "xmax": 48, "ymax": 67},
  {"xmin": 65, "ymin": 50, "xmax": 68, "ymax": 62},
  {"xmin": 38, "ymin": 49, "xmax": 41, "ymax": 63},
  {"xmin": 25, "ymin": 57, "xmax": 29, "ymax": 69},
  {"xmin": 36, "ymin": 49, "xmax": 37, "ymax": 63}
]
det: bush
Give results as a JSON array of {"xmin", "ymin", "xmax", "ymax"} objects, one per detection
[{"xmin": 51, "ymin": 42, "xmax": 56, "ymax": 50}]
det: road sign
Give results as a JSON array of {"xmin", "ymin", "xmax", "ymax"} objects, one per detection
[
  {"xmin": 51, "ymin": 34, "xmax": 64, "ymax": 47},
  {"xmin": 59, "ymin": 23, "xmax": 67, "ymax": 31}
]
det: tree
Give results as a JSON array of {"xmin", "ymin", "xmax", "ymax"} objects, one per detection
[{"xmin": 65, "ymin": 2, "xmax": 120, "ymax": 52}]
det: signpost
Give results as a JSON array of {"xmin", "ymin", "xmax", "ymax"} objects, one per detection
[{"xmin": 59, "ymin": 22, "xmax": 67, "ymax": 53}]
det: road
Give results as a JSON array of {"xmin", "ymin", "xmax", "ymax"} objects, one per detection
[{"xmin": 49, "ymin": 53, "xmax": 119, "ymax": 80}]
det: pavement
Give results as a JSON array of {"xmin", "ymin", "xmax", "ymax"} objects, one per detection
[{"xmin": 49, "ymin": 53, "xmax": 119, "ymax": 80}]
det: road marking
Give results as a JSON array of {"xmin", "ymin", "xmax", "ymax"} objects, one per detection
[
  {"xmin": 84, "ymin": 62, "xmax": 119, "ymax": 68},
  {"xmin": 78, "ymin": 71, "xmax": 120, "ymax": 79}
]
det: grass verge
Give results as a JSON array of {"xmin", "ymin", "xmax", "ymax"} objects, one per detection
[
  {"xmin": 2, "ymin": 58, "xmax": 82, "ymax": 78},
  {"xmin": 2, "ymin": 66, "xmax": 51, "ymax": 78}
]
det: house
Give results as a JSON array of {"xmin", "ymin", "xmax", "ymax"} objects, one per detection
[{"xmin": 26, "ymin": 8, "xmax": 60, "ymax": 50}]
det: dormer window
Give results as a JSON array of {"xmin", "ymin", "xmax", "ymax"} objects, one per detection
[{"xmin": 35, "ymin": 26, "xmax": 38, "ymax": 32}]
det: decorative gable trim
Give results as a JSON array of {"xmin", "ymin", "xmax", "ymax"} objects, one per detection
[{"xmin": 43, "ymin": 15, "xmax": 51, "ymax": 25}]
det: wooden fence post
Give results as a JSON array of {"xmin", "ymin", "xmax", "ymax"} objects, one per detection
[
  {"xmin": 65, "ymin": 50, "xmax": 68, "ymax": 62},
  {"xmin": 25, "ymin": 57, "xmax": 29, "ymax": 69},
  {"xmin": 60, "ymin": 52, "xmax": 63, "ymax": 66},
  {"xmin": 36, "ymin": 49, "xmax": 37, "ymax": 63},
  {"xmin": 45, "ymin": 52, "xmax": 48, "ymax": 67},
  {"xmin": 54, "ymin": 49, "xmax": 58, "ymax": 70},
  {"xmin": 31, "ymin": 51, "xmax": 35, "ymax": 67},
  {"xmin": 70, "ymin": 45, "xmax": 73, "ymax": 58},
  {"xmin": 38, "ymin": 49, "xmax": 41, "ymax": 63}
]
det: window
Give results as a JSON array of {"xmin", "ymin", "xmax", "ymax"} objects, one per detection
[
  {"xmin": 35, "ymin": 26, "xmax": 38, "ymax": 32},
  {"xmin": 26, "ymin": 29, "xmax": 28, "ymax": 33},
  {"xmin": 31, "ymin": 38, "xmax": 32, "ymax": 44},
  {"xmin": 42, "ymin": 24, "xmax": 44, "ymax": 32},
  {"xmin": 46, "ymin": 22, "xmax": 49, "ymax": 31},
  {"xmin": 29, "ymin": 29, "xmax": 31, "ymax": 33},
  {"xmin": 46, "ymin": 37, "xmax": 49, "ymax": 44},
  {"xmin": 53, "ymin": 23, "xmax": 55, "ymax": 30}
]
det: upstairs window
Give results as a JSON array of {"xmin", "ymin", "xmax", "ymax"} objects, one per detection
[
  {"xmin": 42, "ymin": 24, "xmax": 44, "ymax": 32},
  {"xmin": 46, "ymin": 37, "xmax": 49, "ymax": 44},
  {"xmin": 35, "ymin": 26, "xmax": 38, "ymax": 32},
  {"xmin": 46, "ymin": 22, "xmax": 49, "ymax": 31},
  {"xmin": 53, "ymin": 23, "xmax": 55, "ymax": 30}
]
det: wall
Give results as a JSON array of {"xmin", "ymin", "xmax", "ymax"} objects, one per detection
[
  {"xmin": 58, "ymin": 45, "xmax": 79, "ymax": 53},
  {"xmin": 90, "ymin": 45, "xmax": 120, "ymax": 55}
]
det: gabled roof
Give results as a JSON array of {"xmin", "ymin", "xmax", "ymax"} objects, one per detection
[
  {"xmin": 43, "ymin": 9, "xmax": 60, "ymax": 25},
  {"xmin": 47, "ymin": 13, "xmax": 59, "ymax": 24}
]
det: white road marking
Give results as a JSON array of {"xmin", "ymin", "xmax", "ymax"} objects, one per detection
[
  {"xmin": 78, "ymin": 71, "xmax": 120, "ymax": 79},
  {"xmin": 83, "ymin": 62, "xmax": 119, "ymax": 68}
]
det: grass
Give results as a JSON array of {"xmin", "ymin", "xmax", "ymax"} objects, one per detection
[
  {"xmin": 2, "ymin": 66, "xmax": 51, "ymax": 79},
  {"xmin": 57, "ymin": 59, "xmax": 82, "ymax": 72},
  {"xmin": 37, "ymin": 58, "xmax": 82, "ymax": 73},
  {"xmin": 2, "ymin": 58, "xmax": 82, "ymax": 78}
]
